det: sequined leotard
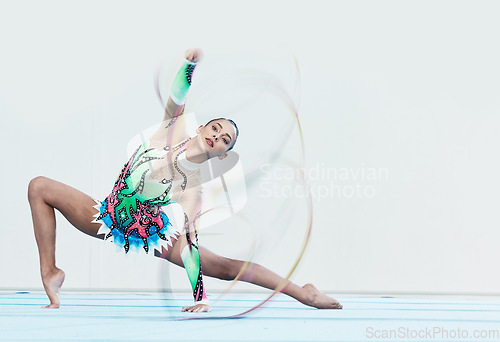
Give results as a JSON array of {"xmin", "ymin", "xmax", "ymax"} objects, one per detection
[
  {"xmin": 92, "ymin": 117, "xmax": 208, "ymax": 304},
  {"xmin": 92, "ymin": 55, "xmax": 208, "ymax": 304}
]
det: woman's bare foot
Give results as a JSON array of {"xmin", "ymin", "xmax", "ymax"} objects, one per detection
[
  {"xmin": 301, "ymin": 283, "xmax": 343, "ymax": 309},
  {"xmin": 41, "ymin": 268, "xmax": 65, "ymax": 308}
]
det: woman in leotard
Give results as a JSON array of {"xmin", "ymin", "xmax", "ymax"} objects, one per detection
[{"xmin": 28, "ymin": 48, "xmax": 343, "ymax": 312}]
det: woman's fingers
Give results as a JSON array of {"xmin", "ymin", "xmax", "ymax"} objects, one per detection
[{"xmin": 181, "ymin": 303, "xmax": 211, "ymax": 312}]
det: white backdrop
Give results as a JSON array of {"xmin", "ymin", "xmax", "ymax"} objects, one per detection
[{"xmin": 1, "ymin": 0, "xmax": 499, "ymax": 295}]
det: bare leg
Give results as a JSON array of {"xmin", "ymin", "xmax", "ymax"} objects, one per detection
[
  {"xmin": 28, "ymin": 176, "xmax": 103, "ymax": 308},
  {"xmin": 28, "ymin": 176, "xmax": 341, "ymax": 310},
  {"xmin": 155, "ymin": 240, "xmax": 342, "ymax": 309}
]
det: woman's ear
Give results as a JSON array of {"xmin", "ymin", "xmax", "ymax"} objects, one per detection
[
  {"xmin": 218, "ymin": 152, "xmax": 228, "ymax": 160},
  {"xmin": 196, "ymin": 125, "xmax": 204, "ymax": 134}
]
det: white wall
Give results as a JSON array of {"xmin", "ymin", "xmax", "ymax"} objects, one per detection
[{"xmin": 1, "ymin": 0, "xmax": 499, "ymax": 295}]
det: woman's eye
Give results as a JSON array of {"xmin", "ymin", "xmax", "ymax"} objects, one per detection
[
  {"xmin": 223, "ymin": 139, "xmax": 228, "ymax": 144},
  {"xmin": 212, "ymin": 125, "xmax": 216, "ymax": 131}
]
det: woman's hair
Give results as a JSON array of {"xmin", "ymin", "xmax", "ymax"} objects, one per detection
[{"xmin": 205, "ymin": 118, "xmax": 239, "ymax": 151}]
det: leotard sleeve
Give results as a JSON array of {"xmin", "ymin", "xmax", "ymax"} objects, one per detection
[
  {"xmin": 163, "ymin": 58, "xmax": 198, "ymax": 121},
  {"xmin": 178, "ymin": 185, "xmax": 209, "ymax": 304},
  {"xmin": 169, "ymin": 59, "xmax": 197, "ymax": 106}
]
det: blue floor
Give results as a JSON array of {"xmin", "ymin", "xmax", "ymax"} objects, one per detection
[{"xmin": 1, "ymin": 292, "xmax": 499, "ymax": 341}]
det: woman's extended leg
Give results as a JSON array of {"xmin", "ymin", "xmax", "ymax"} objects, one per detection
[
  {"xmin": 155, "ymin": 241, "xmax": 342, "ymax": 309},
  {"xmin": 27, "ymin": 176, "xmax": 103, "ymax": 308}
]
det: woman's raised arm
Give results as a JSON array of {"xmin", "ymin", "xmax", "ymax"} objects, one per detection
[{"xmin": 164, "ymin": 48, "xmax": 203, "ymax": 121}]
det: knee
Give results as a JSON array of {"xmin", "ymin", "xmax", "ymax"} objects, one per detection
[{"xmin": 28, "ymin": 176, "xmax": 50, "ymax": 202}]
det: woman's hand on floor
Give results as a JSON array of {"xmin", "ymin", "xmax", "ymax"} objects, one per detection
[{"xmin": 181, "ymin": 303, "xmax": 211, "ymax": 313}]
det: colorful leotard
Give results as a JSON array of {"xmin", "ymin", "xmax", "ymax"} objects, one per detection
[
  {"xmin": 93, "ymin": 136, "xmax": 189, "ymax": 252},
  {"xmin": 91, "ymin": 57, "xmax": 208, "ymax": 304},
  {"xmin": 92, "ymin": 130, "xmax": 208, "ymax": 303}
]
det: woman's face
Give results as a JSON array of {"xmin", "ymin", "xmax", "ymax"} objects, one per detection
[{"xmin": 197, "ymin": 119, "xmax": 237, "ymax": 158}]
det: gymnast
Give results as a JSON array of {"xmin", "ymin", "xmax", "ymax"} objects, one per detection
[{"xmin": 28, "ymin": 48, "xmax": 343, "ymax": 312}]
